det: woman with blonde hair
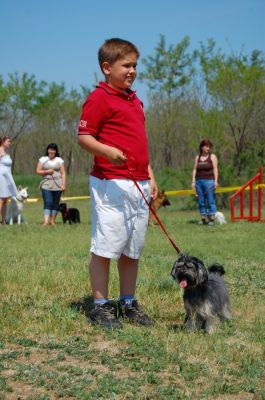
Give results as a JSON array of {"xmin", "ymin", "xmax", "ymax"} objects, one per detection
[{"xmin": 0, "ymin": 136, "xmax": 18, "ymax": 224}]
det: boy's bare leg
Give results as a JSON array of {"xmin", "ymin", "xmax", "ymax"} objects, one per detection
[
  {"xmin": 89, "ymin": 253, "xmax": 110, "ymax": 299},
  {"xmin": 118, "ymin": 254, "xmax": 138, "ymax": 296},
  {"xmin": 89, "ymin": 253, "xmax": 122, "ymax": 329},
  {"xmin": 118, "ymin": 254, "xmax": 153, "ymax": 326}
]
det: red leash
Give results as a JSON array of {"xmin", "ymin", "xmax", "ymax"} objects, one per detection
[{"xmin": 127, "ymin": 165, "xmax": 182, "ymax": 254}]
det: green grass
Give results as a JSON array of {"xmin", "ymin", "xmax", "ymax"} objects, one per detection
[{"xmin": 0, "ymin": 198, "xmax": 264, "ymax": 399}]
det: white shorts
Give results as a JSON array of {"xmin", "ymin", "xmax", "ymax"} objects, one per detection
[{"xmin": 89, "ymin": 176, "xmax": 151, "ymax": 260}]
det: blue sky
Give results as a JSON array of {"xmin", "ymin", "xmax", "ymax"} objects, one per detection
[{"xmin": 1, "ymin": 0, "xmax": 264, "ymax": 103}]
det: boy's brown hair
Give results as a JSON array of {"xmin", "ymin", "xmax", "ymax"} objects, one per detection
[{"xmin": 98, "ymin": 38, "xmax": 140, "ymax": 72}]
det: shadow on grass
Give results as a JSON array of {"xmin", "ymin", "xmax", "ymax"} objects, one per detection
[
  {"xmin": 70, "ymin": 295, "xmax": 94, "ymax": 317},
  {"xmin": 187, "ymin": 219, "xmax": 200, "ymax": 224},
  {"xmin": 168, "ymin": 323, "xmax": 184, "ymax": 333}
]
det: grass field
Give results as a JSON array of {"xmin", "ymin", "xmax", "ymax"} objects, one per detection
[{"xmin": 0, "ymin": 197, "xmax": 264, "ymax": 399}]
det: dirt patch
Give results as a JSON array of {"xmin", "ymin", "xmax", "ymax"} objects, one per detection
[
  {"xmin": 2, "ymin": 380, "xmax": 57, "ymax": 400},
  {"xmin": 214, "ymin": 394, "xmax": 261, "ymax": 400},
  {"xmin": 90, "ymin": 339, "xmax": 121, "ymax": 354}
]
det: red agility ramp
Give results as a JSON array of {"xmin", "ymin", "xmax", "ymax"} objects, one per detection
[{"xmin": 230, "ymin": 167, "xmax": 263, "ymax": 222}]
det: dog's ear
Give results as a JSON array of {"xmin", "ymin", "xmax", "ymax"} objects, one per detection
[
  {"xmin": 170, "ymin": 259, "xmax": 184, "ymax": 279},
  {"xmin": 25, "ymin": 187, "xmax": 28, "ymax": 191},
  {"xmin": 197, "ymin": 263, "xmax": 208, "ymax": 284},
  {"xmin": 190, "ymin": 256, "xmax": 205, "ymax": 267},
  {"xmin": 187, "ymin": 255, "xmax": 208, "ymax": 284},
  {"xmin": 18, "ymin": 185, "xmax": 22, "ymax": 191}
]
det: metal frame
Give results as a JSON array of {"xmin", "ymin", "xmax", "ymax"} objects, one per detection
[{"xmin": 230, "ymin": 167, "xmax": 263, "ymax": 222}]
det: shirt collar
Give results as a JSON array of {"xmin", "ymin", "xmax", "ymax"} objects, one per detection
[{"xmin": 97, "ymin": 81, "xmax": 136, "ymax": 99}]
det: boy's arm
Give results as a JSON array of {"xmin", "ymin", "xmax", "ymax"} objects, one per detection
[
  {"xmin": 78, "ymin": 135, "xmax": 127, "ymax": 165},
  {"xmin": 148, "ymin": 164, "xmax": 158, "ymax": 200}
]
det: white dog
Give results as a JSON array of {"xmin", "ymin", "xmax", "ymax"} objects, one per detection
[
  {"xmin": 6, "ymin": 186, "xmax": 29, "ymax": 225},
  {"xmin": 215, "ymin": 211, "xmax": 227, "ymax": 225}
]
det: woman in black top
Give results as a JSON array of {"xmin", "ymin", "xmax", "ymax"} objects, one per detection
[{"xmin": 192, "ymin": 139, "xmax": 218, "ymax": 225}]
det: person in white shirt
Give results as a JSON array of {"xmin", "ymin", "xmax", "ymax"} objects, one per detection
[
  {"xmin": 36, "ymin": 143, "xmax": 66, "ymax": 226},
  {"xmin": 0, "ymin": 136, "xmax": 18, "ymax": 224}
]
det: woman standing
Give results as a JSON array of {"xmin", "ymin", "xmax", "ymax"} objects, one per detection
[
  {"xmin": 0, "ymin": 136, "xmax": 18, "ymax": 224},
  {"xmin": 36, "ymin": 143, "xmax": 66, "ymax": 226},
  {"xmin": 192, "ymin": 139, "xmax": 218, "ymax": 226}
]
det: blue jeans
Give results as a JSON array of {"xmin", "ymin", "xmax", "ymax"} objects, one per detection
[
  {"xmin": 41, "ymin": 189, "xmax": 62, "ymax": 216},
  {"xmin": 195, "ymin": 179, "xmax": 216, "ymax": 217}
]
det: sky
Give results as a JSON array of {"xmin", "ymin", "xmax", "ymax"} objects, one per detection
[{"xmin": 1, "ymin": 0, "xmax": 264, "ymax": 104}]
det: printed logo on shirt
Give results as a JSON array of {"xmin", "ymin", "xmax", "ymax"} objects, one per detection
[{"xmin": 79, "ymin": 120, "xmax": 87, "ymax": 128}]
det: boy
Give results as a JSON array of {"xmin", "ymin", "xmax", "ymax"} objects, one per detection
[{"xmin": 78, "ymin": 38, "xmax": 158, "ymax": 329}]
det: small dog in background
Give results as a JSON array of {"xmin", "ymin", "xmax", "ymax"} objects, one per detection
[
  {"xmin": 171, "ymin": 254, "xmax": 231, "ymax": 333},
  {"xmin": 6, "ymin": 186, "xmax": 29, "ymax": 225},
  {"xmin": 58, "ymin": 203, "xmax": 80, "ymax": 224},
  {"xmin": 215, "ymin": 211, "xmax": 227, "ymax": 225},
  {"xmin": 148, "ymin": 190, "xmax": 171, "ymax": 226}
]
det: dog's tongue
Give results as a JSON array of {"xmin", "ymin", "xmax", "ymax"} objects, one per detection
[{"xmin": 179, "ymin": 280, "xmax": 187, "ymax": 288}]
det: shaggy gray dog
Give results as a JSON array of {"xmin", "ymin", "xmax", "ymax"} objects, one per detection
[{"xmin": 171, "ymin": 254, "xmax": 231, "ymax": 333}]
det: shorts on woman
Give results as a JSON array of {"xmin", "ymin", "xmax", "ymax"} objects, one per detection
[{"xmin": 89, "ymin": 176, "xmax": 150, "ymax": 260}]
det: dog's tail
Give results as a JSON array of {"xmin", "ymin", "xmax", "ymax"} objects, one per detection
[{"xmin": 208, "ymin": 263, "xmax": 225, "ymax": 276}]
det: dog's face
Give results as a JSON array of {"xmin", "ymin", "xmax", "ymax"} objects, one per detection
[
  {"xmin": 170, "ymin": 254, "xmax": 208, "ymax": 289},
  {"xmin": 17, "ymin": 186, "xmax": 29, "ymax": 200},
  {"xmin": 151, "ymin": 190, "xmax": 171, "ymax": 210},
  {"xmin": 158, "ymin": 190, "xmax": 171, "ymax": 207},
  {"xmin": 58, "ymin": 203, "xmax": 67, "ymax": 212}
]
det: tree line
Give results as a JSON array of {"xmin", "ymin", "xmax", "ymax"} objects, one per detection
[{"xmin": 1, "ymin": 35, "xmax": 265, "ymax": 189}]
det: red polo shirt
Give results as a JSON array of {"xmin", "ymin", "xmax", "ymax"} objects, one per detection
[{"xmin": 78, "ymin": 82, "xmax": 150, "ymax": 180}]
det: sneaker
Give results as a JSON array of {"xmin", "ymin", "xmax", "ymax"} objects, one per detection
[
  {"xmin": 89, "ymin": 301, "xmax": 123, "ymax": 329},
  {"xmin": 198, "ymin": 219, "xmax": 207, "ymax": 225},
  {"xmin": 118, "ymin": 300, "xmax": 154, "ymax": 326},
  {"xmin": 208, "ymin": 220, "xmax": 215, "ymax": 226}
]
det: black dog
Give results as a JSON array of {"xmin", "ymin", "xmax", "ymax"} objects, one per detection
[
  {"xmin": 58, "ymin": 203, "xmax": 80, "ymax": 224},
  {"xmin": 171, "ymin": 254, "xmax": 231, "ymax": 333}
]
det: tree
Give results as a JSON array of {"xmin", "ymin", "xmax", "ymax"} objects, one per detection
[
  {"xmin": 139, "ymin": 35, "xmax": 193, "ymax": 167},
  {"xmin": 0, "ymin": 73, "xmax": 91, "ymax": 176},
  {"xmin": 0, "ymin": 72, "xmax": 45, "ymax": 140},
  {"xmin": 139, "ymin": 34, "xmax": 192, "ymax": 102},
  {"xmin": 196, "ymin": 41, "xmax": 265, "ymax": 177}
]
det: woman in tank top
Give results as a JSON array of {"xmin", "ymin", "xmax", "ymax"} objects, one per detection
[{"xmin": 192, "ymin": 139, "xmax": 218, "ymax": 225}]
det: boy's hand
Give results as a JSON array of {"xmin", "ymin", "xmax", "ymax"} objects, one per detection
[
  {"xmin": 105, "ymin": 147, "xmax": 128, "ymax": 165},
  {"xmin": 148, "ymin": 165, "xmax": 158, "ymax": 200},
  {"xmin": 78, "ymin": 136, "xmax": 127, "ymax": 165},
  {"xmin": 150, "ymin": 179, "xmax": 158, "ymax": 200}
]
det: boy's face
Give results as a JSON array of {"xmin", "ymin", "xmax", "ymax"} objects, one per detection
[{"xmin": 102, "ymin": 52, "xmax": 138, "ymax": 92}]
